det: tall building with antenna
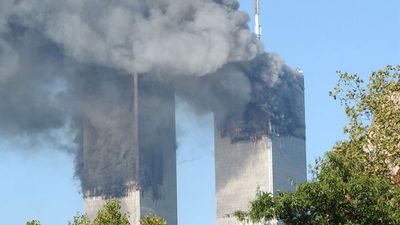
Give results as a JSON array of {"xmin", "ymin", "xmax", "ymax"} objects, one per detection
[{"xmin": 214, "ymin": 2, "xmax": 307, "ymax": 224}]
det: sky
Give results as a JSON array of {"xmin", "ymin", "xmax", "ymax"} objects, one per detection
[{"xmin": 0, "ymin": 1, "xmax": 399, "ymax": 225}]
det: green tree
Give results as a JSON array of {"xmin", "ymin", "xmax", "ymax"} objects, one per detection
[
  {"xmin": 25, "ymin": 199, "xmax": 168, "ymax": 225},
  {"xmin": 26, "ymin": 220, "xmax": 41, "ymax": 225},
  {"xmin": 233, "ymin": 65, "xmax": 400, "ymax": 225},
  {"xmin": 68, "ymin": 213, "xmax": 90, "ymax": 225},
  {"xmin": 140, "ymin": 215, "xmax": 167, "ymax": 225},
  {"xmin": 92, "ymin": 199, "xmax": 130, "ymax": 225}
]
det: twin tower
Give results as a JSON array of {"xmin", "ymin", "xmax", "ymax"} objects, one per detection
[{"xmin": 80, "ymin": 72, "xmax": 306, "ymax": 225}]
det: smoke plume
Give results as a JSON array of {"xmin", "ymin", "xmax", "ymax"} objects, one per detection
[{"xmin": 0, "ymin": 0, "xmax": 304, "ymax": 195}]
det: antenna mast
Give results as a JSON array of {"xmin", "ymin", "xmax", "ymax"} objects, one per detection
[{"xmin": 254, "ymin": 0, "xmax": 262, "ymax": 39}]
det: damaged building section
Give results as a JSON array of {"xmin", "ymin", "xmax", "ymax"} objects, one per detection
[
  {"xmin": 78, "ymin": 72, "xmax": 177, "ymax": 225},
  {"xmin": 219, "ymin": 53, "xmax": 306, "ymax": 143}
]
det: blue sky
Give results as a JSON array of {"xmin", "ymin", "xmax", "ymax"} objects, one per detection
[{"xmin": 0, "ymin": 1, "xmax": 399, "ymax": 225}]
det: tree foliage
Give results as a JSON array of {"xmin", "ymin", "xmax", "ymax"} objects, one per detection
[
  {"xmin": 140, "ymin": 215, "xmax": 167, "ymax": 225},
  {"xmin": 68, "ymin": 213, "xmax": 90, "ymax": 225},
  {"xmin": 330, "ymin": 65, "xmax": 400, "ymax": 183},
  {"xmin": 26, "ymin": 199, "xmax": 167, "ymax": 225},
  {"xmin": 92, "ymin": 199, "xmax": 130, "ymax": 225},
  {"xmin": 233, "ymin": 65, "xmax": 400, "ymax": 225}
]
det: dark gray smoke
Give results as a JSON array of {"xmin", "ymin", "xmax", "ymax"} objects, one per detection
[
  {"xmin": 0, "ymin": 26, "xmax": 69, "ymax": 138},
  {"xmin": 0, "ymin": 0, "xmax": 303, "ymax": 196},
  {"xmin": 231, "ymin": 53, "xmax": 305, "ymax": 140},
  {"xmin": 175, "ymin": 53, "xmax": 305, "ymax": 141}
]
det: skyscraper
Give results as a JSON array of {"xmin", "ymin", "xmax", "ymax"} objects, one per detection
[
  {"xmin": 81, "ymin": 73, "xmax": 177, "ymax": 225},
  {"xmin": 214, "ymin": 72, "xmax": 306, "ymax": 225}
]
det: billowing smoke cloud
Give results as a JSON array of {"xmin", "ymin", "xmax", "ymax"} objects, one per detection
[
  {"xmin": 0, "ymin": 0, "xmax": 303, "ymax": 196},
  {"xmin": 0, "ymin": 0, "xmax": 260, "ymax": 134},
  {"xmin": 5, "ymin": 0, "xmax": 260, "ymax": 76},
  {"xmin": 175, "ymin": 53, "xmax": 305, "ymax": 141},
  {"xmin": 0, "ymin": 28, "xmax": 69, "ymax": 137}
]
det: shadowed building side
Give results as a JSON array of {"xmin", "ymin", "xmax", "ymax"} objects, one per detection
[{"xmin": 81, "ymin": 73, "xmax": 177, "ymax": 225}]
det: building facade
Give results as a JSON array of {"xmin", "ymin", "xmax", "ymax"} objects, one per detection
[
  {"xmin": 214, "ymin": 73, "xmax": 306, "ymax": 225},
  {"xmin": 215, "ymin": 135, "xmax": 306, "ymax": 225},
  {"xmin": 81, "ymin": 74, "xmax": 177, "ymax": 225}
]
